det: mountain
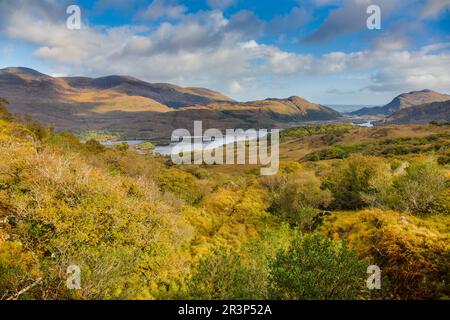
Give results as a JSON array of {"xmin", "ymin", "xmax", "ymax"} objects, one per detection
[
  {"xmin": 62, "ymin": 75, "xmax": 233, "ymax": 108},
  {"xmin": 0, "ymin": 67, "xmax": 342, "ymax": 138},
  {"xmin": 381, "ymin": 100, "xmax": 450, "ymax": 125},
  {"xmin": 351, "ymin": 90, "xmax": 450, "ymax": 116}
]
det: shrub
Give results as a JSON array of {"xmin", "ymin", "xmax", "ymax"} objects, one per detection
[
  {"xmin": 269, "ymin": 171, "xmax": 332, "ymax": 217},
  {"xmin": 269, "ymin": 233, "xmax": 368, "ymax": 300},
  {"xmin": 392, "ymin": 158, "xmax": 448, "ymax": 215},
  {"xmin": 321, "ymin": 210, "xmax": 450, "ymax": 299},
  {"xmin": 85, "ymin": 139, "xmax": 106, "ymax": 153},
  {"xmin": 115, "ymin": 142, "xmax": 129, "ymax": 152},
  {"xmin": 0, "ymin": 241, "xmax": 42, "ymax": 299},
  {"xmin": 188, "ymin": 246, "xmax": 268, "ymax": 300},
  {"xmin": 327, "ymin": 155, "xmax": 392, "ymax": 210}
]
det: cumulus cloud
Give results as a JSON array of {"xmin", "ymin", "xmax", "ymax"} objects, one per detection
[{"xmin": 366, "ymin": 45, "xmax": 450, "ymax": 92}]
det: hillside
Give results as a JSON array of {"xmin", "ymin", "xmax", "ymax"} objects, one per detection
[
  {"xmin": 0, "ymin": 67, "xmax": 342, "ymax": 138},
  {"xmin": 62, "ymin": 74, "xmax": 234, "ymax": 108},
  {"xmin": 351, "ymin": 90, "xmax": 450, "ymax": 116},
  {"xmin": 381, "ymin": 100, "xmax": 450, "ymax": 125},
  {"xmin": 1, "ymin": 100, "xmax": 449, "ymax": 299}
]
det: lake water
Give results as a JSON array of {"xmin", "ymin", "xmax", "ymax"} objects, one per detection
[
  {"xmin": 154, "ymin": 132, "xmax": 268, "ymax": 156},
  {"xmin": 352, "ymin": 120, "xmax": 375, "ymax": 127},
  {"xmin": 100, "ymin": 132, "xmax": 270, "ymax": 156},
  {"xmin": 101, "ymin": 140, "xmax": 146, "ymax": 147}
]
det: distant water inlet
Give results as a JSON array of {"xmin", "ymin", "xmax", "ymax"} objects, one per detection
[
  {"xmin": 160, "ymin": 121, "xmax": 280, "ymax": 175},
  {"xmin": 351, "ymin": 120, "xmax": 375, "ymax": 127}
]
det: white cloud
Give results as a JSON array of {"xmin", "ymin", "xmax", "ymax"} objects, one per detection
[{"xmin": 228, "ymin": 80, "xmax": 242, "ymax": 93}]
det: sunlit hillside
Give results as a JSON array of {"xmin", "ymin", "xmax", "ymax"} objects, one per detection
[{"xmin": 1, "ymin": 97, "xmax": 448, "ymax": 300}]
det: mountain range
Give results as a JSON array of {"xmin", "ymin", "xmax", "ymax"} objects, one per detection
[
  {"xmin": 0, "ymin": 67, "xmax": 341, "ymax": 138},
  {"xmin": 381, "ymin": 100, "xmax": 450, "ymax": 124},
  {"xmin": 351, "ymin": 89, "xmax": 450, "ymax": 116},
  {"xmin": 1, "ymin": 67, "xmax": 449, "ymax": 139}
]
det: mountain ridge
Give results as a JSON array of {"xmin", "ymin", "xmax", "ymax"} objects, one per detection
[
  {"xmin": 381, "ymin": 100, "xmax": 450, "ymax": 125},
  {"xmin": 351, "ymin": 89, "xmax": 450, "ymax": 116},
  {"xmin": 0, "ymin": 67, "xmax": 342, "ymax": 138}
]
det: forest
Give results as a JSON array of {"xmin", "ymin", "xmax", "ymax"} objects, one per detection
[{"xmin": 0, "ymin": 98, "xmax": 449, "ymax": 300}]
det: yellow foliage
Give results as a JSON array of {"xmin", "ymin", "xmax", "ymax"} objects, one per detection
[{"xmin": 320, "ymin": 209, "xmax": 450, "ymax": 299}]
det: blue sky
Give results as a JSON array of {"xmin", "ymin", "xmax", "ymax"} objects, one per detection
[{"xmin": 0, "ymin": 0, "xmax": 449, "ymax": 105}]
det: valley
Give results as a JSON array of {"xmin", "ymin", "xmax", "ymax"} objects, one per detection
[{"xmin": 0, "ymin": 67, "xmax": 449, "ymax": 301}]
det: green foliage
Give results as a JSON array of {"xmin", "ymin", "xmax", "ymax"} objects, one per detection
[
  {"xmin": 137, "ymin": 142, "xmax": 155, "ymax": 151},
  {"xmin": 0, "ymin": 121, "xmax": 192, "ymax": 299},
  {"xmin": 188, "ymin": 246, "xmax": 268, "ymax": 300},
  {"xmin": 78, "ymin": 130, "xmax": 119, "ymax": 142},
  {"xmin": 115, "ymin": 142, "xmax": 129, "ymax": 152},
  {"xmin": 269, "ymin": 233, "xmax": 368, "ymax": 300},
  {"xmin": 391, "ymin": 158, "xmax": 448, "ymax": 215},
  {"xmin": 327, "ymin": 155, "xmax": 392, "ymax": 210},
  {"xmin": 159, "ymin": 168, "xmax": 208, "ymax": 204},
  {"xmin": 268, "ymin": 171, "xmax": 332, "ymax": 225},
  {"xmin": 281, "ymin": 124, "xmax": 355, "ymax": 141},
  {"xmin": 302, "ymin": 134, "xmax": 450, "ymax": 161},
  {"xmin": 84, "ymin": 139, "xmax": 106, "ymax": 153}
]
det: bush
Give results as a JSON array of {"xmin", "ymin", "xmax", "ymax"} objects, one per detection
[
  {"xmin": 327, "ymin": 155, "xmax": 392, "ymax": 210},
  {"xmin": 392, "ymin": 158, "xmax": 448, "ymax": 215},
  {"xmin": 0, "ymin": 125, "xmax": 192, "ymax": 299},
  {"xmin": 269, "ymin": 171, "xmax": 332, "ymax": 217},
  {"xmin": 188, "ymin": 246, "xmax": 268, "ymax": 300},
  {"xmin": 0, "ymin": 241, "xmax": 42, "ymax": 299},
  {"xmin": 321, "ymin": 210, "xmax": 450, "ymax": 299},
  {"xmin": 115, "ymin": 142, "xmax": 129, "ymax": 152},
  {"xmin": 269, "ymin": 233, "xmax": 368, "ymax": 300},
  {"xmin": 85, "ymin": 139, "xmax": 106, "ymax": 153}
]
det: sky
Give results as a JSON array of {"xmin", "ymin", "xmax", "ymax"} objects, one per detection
[{"xmin": 0, "ymin": 0, "xmax": 449, "ymax": 105}]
